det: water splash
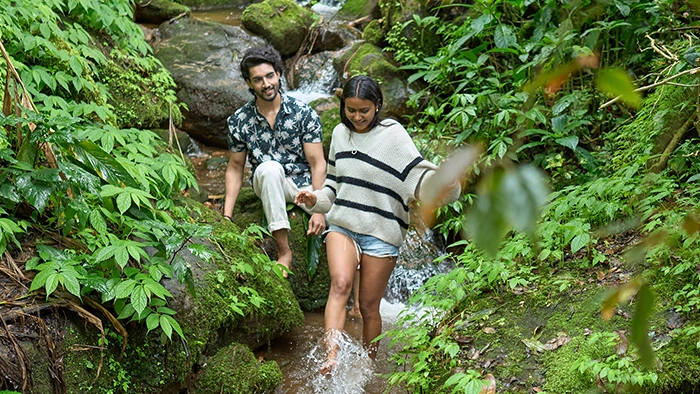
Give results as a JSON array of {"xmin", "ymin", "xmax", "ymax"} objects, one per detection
[{"xmin": 282, "ymin": 330, "xmax": 374, "ymax": 394}]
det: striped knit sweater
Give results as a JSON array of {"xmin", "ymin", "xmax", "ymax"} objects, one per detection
[{"xmin": 308, "ymin": 119, "xmax": 460, "ymax": 247}]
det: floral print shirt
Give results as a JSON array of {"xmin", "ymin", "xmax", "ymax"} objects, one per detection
[{"xmin": 227, "ymin": 94, "xmax": 323, "ymax": 187}]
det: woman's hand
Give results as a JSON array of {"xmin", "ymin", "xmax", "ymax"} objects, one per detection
[{"xmin": 295, "ymin": 190, "xmax": 317, "ymax": 208}]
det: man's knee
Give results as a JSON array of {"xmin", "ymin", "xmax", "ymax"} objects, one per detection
[{"xmin": 254, "ymin": 161, "xmax": 285, "ymax": 182}]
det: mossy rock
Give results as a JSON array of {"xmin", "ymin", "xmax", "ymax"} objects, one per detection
[
  {"xmin": 337, "ymin": 0, "xmax": 380, "ymax": 19},
  {"xmin": 362, "ymin": 19, "xmax": 385, "ymax": 46},
  {"xmin": 241, "ymin": 0, "xmax": 315, "ymax": 56},
  {"xmin": 56, "ymin": 196, "xmax": 304, "ymax": 394},
  {"xmin": 177, "ymin": 0, "xmax": 251, "ymax": 9},
  {"xmin": 133, "ymin": 0, "xmax": 190, "ymax": 25},
  {"xmin": 103, "ymin": 55, "xmax": 181, "ymax": 130},
  {"xmin": 193, "ymin": 342, "xmax": 281, "ymax": 394},
  {"xmin": 333, "ymin": 42, "xmax": 412, "ymax": 120},
  {"xmin": 310, "ymin": 95, "xmax": 341, "ymax": 159},
  {"xmin": 229, "ymin": 188, "xmax": 331, "ymax": 310}
]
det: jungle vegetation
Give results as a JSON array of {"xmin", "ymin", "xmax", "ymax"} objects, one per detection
[
  {"xmin": 379, "ymin": 0, "xmax": 700, "ymax": 393},
  {"xmin": 0, "ymin": 0, "xmax": 700, "ymax": 393}
]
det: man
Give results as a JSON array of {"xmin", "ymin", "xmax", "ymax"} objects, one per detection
[{"xmin": 224, "ymin": 46, "xmax": 326, "ymax": 277}]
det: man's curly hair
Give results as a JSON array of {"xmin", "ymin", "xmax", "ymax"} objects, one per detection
[{"xmin": 239, "ymin": 46, "xmax": 284, "ymax": 81}]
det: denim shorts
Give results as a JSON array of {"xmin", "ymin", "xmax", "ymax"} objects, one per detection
[{"xmin": 326, "ymin": 224, "xmax": 399, "ymax": 259}]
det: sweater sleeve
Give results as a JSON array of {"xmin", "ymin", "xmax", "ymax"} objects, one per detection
[
  {"xmin": 306, "ymin": 125, "xmax": 340, "ymax": 213},
  {"xmin": 416, "ymin": 169, "xmax": 462, "ymax": 205}
]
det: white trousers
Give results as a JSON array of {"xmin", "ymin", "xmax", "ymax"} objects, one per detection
[{"xmin": 252, "ymin": 161, "xmax": 313, "ymax": 233}]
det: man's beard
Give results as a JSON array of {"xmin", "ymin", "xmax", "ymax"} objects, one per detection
[{"xmin": 256, "ymin": 84, "xmax": 279, "ymax": 102}]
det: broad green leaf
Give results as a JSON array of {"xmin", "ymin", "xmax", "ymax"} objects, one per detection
[
  {"xmin": 117, "ymin": 303, "xmax": 135, "ymax": 320},
  {"xmin": 596, "ymin": 67, "xmax": 641, "ymax": 108},
  {"xmin": 60, "ymin": 272, "xmax": 81, "ymax": 298},
  {"xmin": 556, "ymin": 135, "xmax": 579, "ymax": 151},
  {"xmin": 570, "ymin": 233, "xmax": 590, "ymax": 254},
  {"xmin": 115, "ymin": 279, "xmax": 137, "ymax": 299},
  {"xmin": 159, "ymin": 314, "xmax": 173, "ymax": 339},
  {"xmin": 15, "ymin": 175, "xmax": 53, "ymax": 212},
  {"xmin": 156, "ymin": 307, "xmax": 177, "ymax": 316},
  {"xmin": 163, "ymin": 315, "xmax": 184, "ymax": 339},
  {"xmin": 89, "ymin": 210, "xmax": 107, "ymax": 235},
  {"xmin": 631, "ymin": 283, "xmax": 656, "ymax": 369},
  {"xmin": 494, "ymin": 24, "xmax": 516, "ymax": 48},
  {"xmin": 29, "ymin": 269, "xmax": 54, "ymax": 292},
  {"xmin": 115, "ymin": 245, "xmax": 129, "ymax": 268},
  {"xmin": 45, "ymin": 273, "xmax": 60, "ymax": 297},
  {"xmin": 69, "ymin": 56, "xmax": 83, "ymax": 76},
  {"xmin": 61, "ymin": 140, "xmax": 138, "ymax": 188},
  {"xmin": 306, "ymin": 234, "xmax": 322, "ymax": 280},
  {"xmin": 131, "ymin": 285, "xmax": 148, "ymax": 315},
  {"xmin": 500, "ymin": 165, "xmax": 551, "ymax": 238},
  {"xmin": 146, "ymin": 313, "xmax": 159, "ymax": 332}
]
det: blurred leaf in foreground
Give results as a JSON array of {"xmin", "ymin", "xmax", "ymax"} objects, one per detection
[{"xmin": 596, "ymin": 67, "xmax": 642, "ymax": 109}]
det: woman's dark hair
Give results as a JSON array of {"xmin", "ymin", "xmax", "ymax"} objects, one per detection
[
  {"xmin": 239, "ymin": 46, "xmax": 284, "ymax": 81},
  {"xmin": 340, "ymin": 75, "xmax": 384, "ymax": 131}
]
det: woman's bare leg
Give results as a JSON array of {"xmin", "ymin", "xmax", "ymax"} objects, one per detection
[
  {"xmin": 348, "ymin": 268, "xmax": 362, "ymax": 318},
  {"xmin": 358, "ymin": 255, "xmax": 396, "ymax": 359},
  {"xmin": 321, "ymin": 232, "xmax": 360, "ymax": 373}
]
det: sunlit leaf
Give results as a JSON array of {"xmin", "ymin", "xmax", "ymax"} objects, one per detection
[
  {"xmin": 596, "ymin": 67, "xmax": 641, "ymax": 109},
  {"xmin": 601, "ymin": 277, "xmax": 643, "ymax": 320},
  {"xmin": 146, "ymin": 312, "xmax": 159, "ymax": 332},
  {"xmin": 421, "ymin": 145, "xmax": 481, "ymax": 226},
  {"xmin": 131, "ymin": 285, "xmax": 148, "ymax": 315},
  {"xmin": 159, "ymin": 314, "xmax": 173, "ymax": 339}
]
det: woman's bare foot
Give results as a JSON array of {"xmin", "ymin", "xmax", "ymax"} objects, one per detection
[
  {"xmin": 320, "ymin": 358, "xmax": 337, "ymax": 375},
  {"xmin": 320, "ymin": 329, "xmax": 341, "ymax": 374}
]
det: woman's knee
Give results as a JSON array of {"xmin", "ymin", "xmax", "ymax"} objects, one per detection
[
  {"xmin": 359, "ymin": 300, "xmax": 380, "ymax": 318},
  {"xmin": 330, "ymin": 276, "xmax": 353, "ymax": 297}
]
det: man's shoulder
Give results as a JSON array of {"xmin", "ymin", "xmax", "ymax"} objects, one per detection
[
  {"xmin": 281, "ymin": 93, "xmax": 315, "ymax": 114},
  {"xmin": 228, "ymin": 100, "xmax": 256, "ymax": 122}
]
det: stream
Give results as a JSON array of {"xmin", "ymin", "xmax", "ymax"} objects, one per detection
[{"xmin": 184, "ymin": 2, "xmax": 453, "ymax": 392}]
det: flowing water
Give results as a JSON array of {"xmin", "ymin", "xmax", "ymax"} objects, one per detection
[{"xmin": 183, "ymin": 2, "xmax": 457, "ymax": 392}]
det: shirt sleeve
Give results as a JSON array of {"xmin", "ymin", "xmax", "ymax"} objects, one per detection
[
  {"xmin": 226, "ymin": 112, "xmax": 248, "ymax": 152},
  {"xmin": 300, "ymin": 105, "xmax": 323, "ymax": 144}
]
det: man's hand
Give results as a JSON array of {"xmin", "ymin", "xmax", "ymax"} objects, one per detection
[
  {"xmin": 296, "ymin": 191, "xmax": 324, "ymax": 235},
  {"xmin": 307, "ymin": 213, "xmax": 325, "ymax": 236}
]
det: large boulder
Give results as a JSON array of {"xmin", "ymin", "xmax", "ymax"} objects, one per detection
[
  {"xmin": 241, "ymin": 0, "xmax": 316, "ymax": 56},
  {"xmin": 151, "ymin": 17, "xmax": 266, "ymax": 148}
]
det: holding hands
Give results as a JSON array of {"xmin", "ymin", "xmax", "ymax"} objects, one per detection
[{"xmin": 296, "ymin": 191, "xmax": 323, "ymax": 236}]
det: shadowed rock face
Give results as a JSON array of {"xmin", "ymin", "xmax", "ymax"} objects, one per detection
[{"xmin": 151, "ymin": 17, "xmax": 265, "ymax": 148}]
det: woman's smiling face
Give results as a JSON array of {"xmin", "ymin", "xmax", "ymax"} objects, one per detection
[{"xmin": 344, "ymin": 97, "xmax": 378, "ymax": 133}]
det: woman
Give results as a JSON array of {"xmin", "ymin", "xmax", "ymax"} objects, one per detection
[{"xmin": 295, "ymin": 75, "xmax": 460, "ymax": 373}]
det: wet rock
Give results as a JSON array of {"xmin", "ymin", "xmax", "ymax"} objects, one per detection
[
  {"xmin": 151, "ymin": 17, "xmax": 265, "ymax": 148},
  {"xmin": 193, "ymin": 343, "xmax": 281, "ymax": 393}
]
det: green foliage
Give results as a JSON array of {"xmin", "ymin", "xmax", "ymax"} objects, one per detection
[
  {"xmin": 0, "ymin": 0, "xmax": 214, "ymax": 347},
  {"xmin": 571, "ymin": 332, "xmax": 659, "ymax": 390}
]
